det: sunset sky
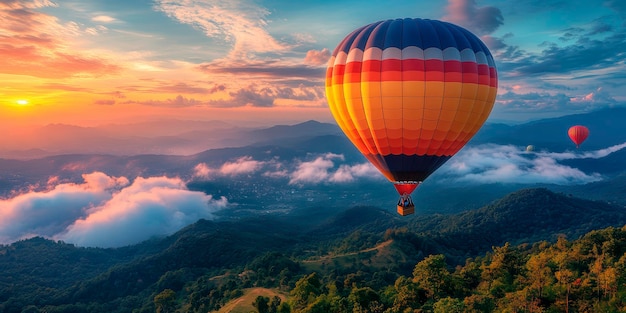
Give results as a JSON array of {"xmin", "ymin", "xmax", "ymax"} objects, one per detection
[{"xmin": 2, "ymin": 0, "xmax": 625, "ymax": 130}]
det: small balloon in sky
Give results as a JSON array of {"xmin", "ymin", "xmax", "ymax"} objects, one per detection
[{"xmin": 568, "ymin": 125, "xmax": 589, "ymax": 148}]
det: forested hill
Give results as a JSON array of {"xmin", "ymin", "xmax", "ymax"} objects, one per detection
[
  {"xmin": 409, "ymin": 188, "xmax": 626, "ymax": 259},
  {"xmin": 1, "ymin": 187, "xmax": 626, "ymax": 312}
]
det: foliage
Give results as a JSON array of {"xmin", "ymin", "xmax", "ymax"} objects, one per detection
[{"xmin": 2, "ymin": 188, "xmax": 626, "ymax": 312}]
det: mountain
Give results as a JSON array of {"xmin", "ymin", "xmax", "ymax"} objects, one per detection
[
  {"xmin": 2, "ymin": 187, "xmax": 626, "ymax": 312},
  {"xmin": 409, "ymin": 187, "xmax": 626, "ymax": 261},
  {"xmin": 0, "ymin": 119, "xmax": 342, "ymax": 159},
  {"xmin": 472, "ymin": 107, "xmax": 626, "ymax": 150}
]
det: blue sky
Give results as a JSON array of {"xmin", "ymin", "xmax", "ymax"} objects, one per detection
[{"xmin": 1, "ymin": 0, "xmax": 625, "ymax": 128}]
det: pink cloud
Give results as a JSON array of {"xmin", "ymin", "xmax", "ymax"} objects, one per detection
[
  {"xmin": 193, "ymin": 163, "xmax": 213, "ymax": 179},
  {"xmin": 304, "ymin": 48, "xmax": 330, "ymax": 66}
]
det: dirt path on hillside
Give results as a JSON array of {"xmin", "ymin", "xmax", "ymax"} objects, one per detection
[{"xmin": 302, "ymin": 240, "xmax": 392, "ymax": 263}]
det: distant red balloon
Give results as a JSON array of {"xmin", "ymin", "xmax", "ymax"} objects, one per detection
[{"xmin": 568, "ymin": 125, "xmax": 589, "ymax": 148}]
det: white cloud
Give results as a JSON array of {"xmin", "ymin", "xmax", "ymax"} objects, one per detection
[
  {"xmin": 289, "ymin": 155, "xmax": 336, "ymax": 184},
  {"xmin": 439, "ymin": 144, "xmax": 608, "ymax": 185},
  {"xmin": 154, "ymin": 0, "xmax": 288, "ymax": 60},
  {"xmin": 191, "ymin": 153, "xmax": 382, "ymax": 185},
  {"xmin": 329, "ymin": 163, "xmax": 380, "ymax": 183},
  {"xmin": 219, "ymin": 156, "xmax": 265, "ymax": 175},
  {"xmin": 546, "ymin": 142, "xmax": 626, "ymax": 160},
  {"xmin": 288, "ymin": 153, "xmax": 381, "ymax": 184},
  {"xmin": 57, "ymin": 175, "xmax": 227, "ymax": 247},
  {"xmin": 0, "ymin": 172, "xmax": 227, "ymax": 248},
  {"xmin": 0, "ymin": 172, "xmax": 125, "ymax": 244}
]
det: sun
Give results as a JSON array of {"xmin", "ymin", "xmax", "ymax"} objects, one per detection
[{"xmin": 16, "ymin": 99, "xmax": 29, "ymax": 106}]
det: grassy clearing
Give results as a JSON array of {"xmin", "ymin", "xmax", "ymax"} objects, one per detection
[{"xmin": 215, "ymin": 287, "xmax": 287, "ymax": 313}]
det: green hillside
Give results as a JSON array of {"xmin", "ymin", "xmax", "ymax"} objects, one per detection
[{"xmin": 1, "ymin": 187, "xmax": 626, "ymax": 312}]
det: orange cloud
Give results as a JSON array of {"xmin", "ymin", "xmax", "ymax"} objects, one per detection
[{"xmin": 0, "ymin": 2, "xmax": 121, "ymax": 78}]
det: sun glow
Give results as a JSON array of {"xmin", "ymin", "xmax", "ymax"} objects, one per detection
[{"xmin": 16, "ymin": 99, "xmax": 29, "ymax": 105}]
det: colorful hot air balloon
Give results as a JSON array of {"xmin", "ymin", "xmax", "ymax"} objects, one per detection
[
  {"xmin": 325, "ymin": 18, "xmax": 498, "ymax": 216},
  {"xmin": 568, "ymin": 125, "xmax": 589, "ymax": 148}
]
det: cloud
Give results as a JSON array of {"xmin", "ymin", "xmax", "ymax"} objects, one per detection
[
  {"xmin": 154, "ymin": 0, "xmax": 288, "ymax": 60},
  {"xmin": 0, "ymin": 1, "xmax": 121, "ymax": 78},
  {"xmin": 0, "ymin": 0, "xmax": 57, "ymax": 10},
  {"xmin": 193, "ymin": 163, "xmax": 213, "ymax": 179},
  {"xmin": 0, "ymin": 172, "xmax": 127, "ymax": 244},
  {"xmin": 544, "ymin": 142, "xmax": 626, "ymax": 160},
  {"xmin": 569, "ymin": 87, "xmax": 617, "ymax": 105},
  {"xmin": 156, "ymin": 82, "xmax": 226, "ymax": 94},
  {"xmin": 304, "ymin": 48, "xmax": 330, "ymax": 66},
  {"xmin": 94, "ymin": 99, "xmax": 115, "ymax": 105},
  {"xmin": 208, "ymin": 85, "xmax": 276, "ymax": 107},
  {"xmin": 288, "ymin": 153, "xmax": 381, "ymax": 184},
  {"xmin": 139, "ymin": 95, "xmax": 205, "ymax": 107},
  {"xmin": 197, "ymin": 60, "xmax": 326, "ymax": 79},
  {"xmin": 494, "ymin": 89, "xmax": 617, "ymax": 115},
  {"xmin": 0, "ymin": 172, "xmax": 227, "ymax": 247},
  {"xmin": 92, "ymin": 15, "xmax": 116, "ymax": 23},
  {"xmin": 193, "ymin": 156, "xmax": 266, "ymax": 178},
  {"xmin": 192, "ymin": 154, "xmax": 382, "ymax": 184},
  {"xmin": 438, "ymin": 144, "xmax": 606, "ymax": 185},
  {"xmin": 443, "ymin": 0, "xmax": 504, "ymax": 35},
  {"xmin": 289, "ymin": 154, "xmax": 339, "ymax": 184},
  {"xmin": 57, "ymin": 175, "xmax": 227, "ymax": 248},
  {"xmin": 329, "ymin": 163, "xmax": 380, "ymax": 183},
  {"xmin": 219, "ymin": 156, "xmax": 265, "ymax": 175}
]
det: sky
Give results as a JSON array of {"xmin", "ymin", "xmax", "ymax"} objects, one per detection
[{"xmin": 1, "ymin": 0, "xmax": 626, "ymax": 131}]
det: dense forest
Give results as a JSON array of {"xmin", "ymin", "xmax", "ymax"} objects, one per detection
[{"xmin": 1, "ymin": 188, "xmax": 626, "ymax": 312}]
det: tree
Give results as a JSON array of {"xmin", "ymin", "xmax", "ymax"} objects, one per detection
[
  {"xmin": 412, "ymin": 254, "xmax": 451, "ymax": 300},
  {"xmin": 348, "ymin": 286, "xmax": 381, "ymax": 313},
  {"xmin": 291, "ymin": 272, "xmax": 322, "ymax": 309},
  {"xmin": 269, "ymin": 296, "xmax": 282, "ymax": 313},
  {"xmin": 433, "ymin": 296, "xmax": 464, "ymax": 313},
  {"xmin": 253, "ymin": 296, "xmax": 270, "ymax": 313},
  {"xmin": 154, "ymin": 289, "xmax": 176, "ymax": 313},
  {"xmin": 392, "ymin": 276, "xmax": 426, "ymax": 312},
  {"xmin": 525, "ymin": 251, "xmax": 553, "ymax": 298}
]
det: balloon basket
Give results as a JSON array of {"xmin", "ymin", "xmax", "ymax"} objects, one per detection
[{"xmin": 397, "ymin": 204, "xmax": 415, "ymax": 216}]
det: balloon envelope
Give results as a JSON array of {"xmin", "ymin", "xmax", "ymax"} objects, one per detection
[
  {"xmin": 325, "ymin": 18, "xmax": 498, "ymax": 194},
  {"xmin": 568, "ymin": 125, "xmax": 589, "ymax": 148}
]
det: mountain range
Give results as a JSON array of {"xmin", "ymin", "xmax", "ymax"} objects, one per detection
[
  {"xmin": 1, "ymin": 107, "xmax": 626, "ymax": 311},
  {"xmin": 1, "ymin": 187, "xmax": 625, "ymax": 312}
]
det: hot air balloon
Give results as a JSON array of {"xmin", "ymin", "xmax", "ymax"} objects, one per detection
[
  {"xmin": 325, "ymin": 18, "xmax": 498, "ymax": 216},
  {"xmin": 568, "ymin": 125, "xmax": 589, "ymax": 148}
]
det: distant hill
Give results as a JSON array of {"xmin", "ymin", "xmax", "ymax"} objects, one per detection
[
  {"xmin": 472, "ymin": 107, "xmax": 626, "ymax": 150},
  {"xmin": 0, "ymin": 119, "xmax": 342, "ymax": 158},
  {"xmin": 410, "ymin": 187, "xmax": 626, "ymax": 261}
]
